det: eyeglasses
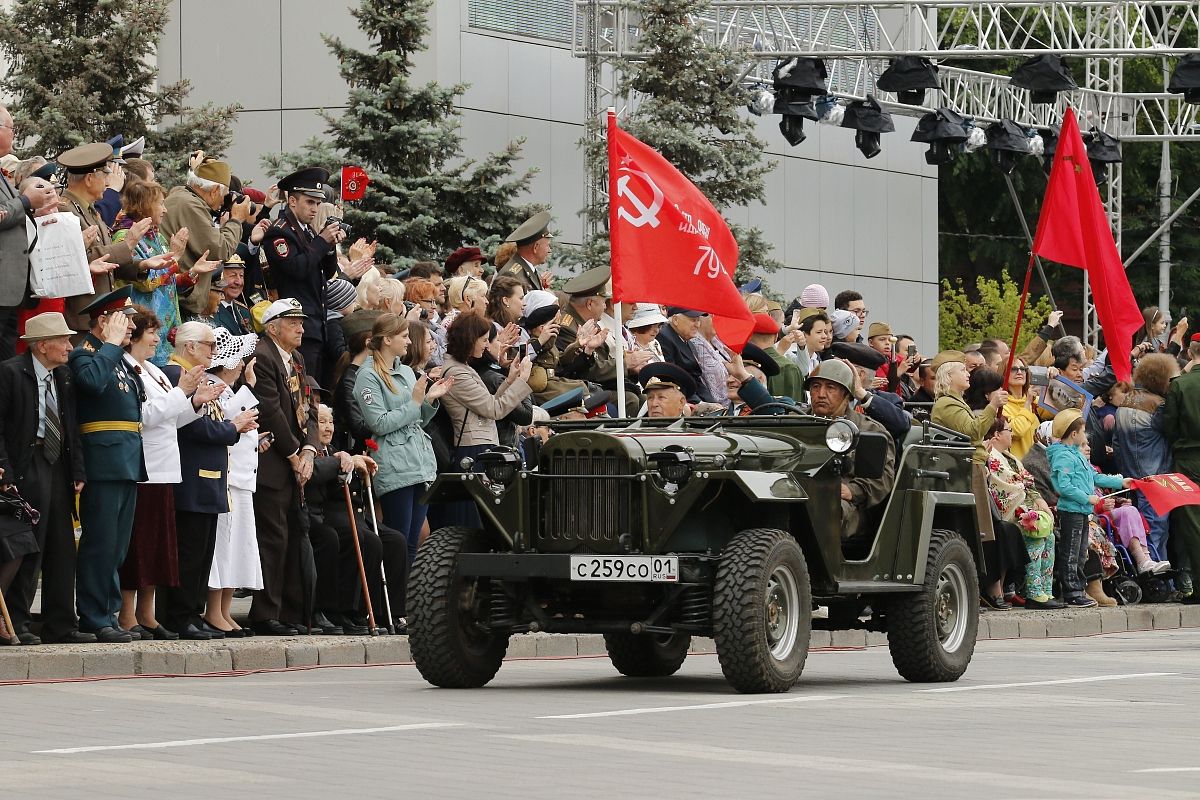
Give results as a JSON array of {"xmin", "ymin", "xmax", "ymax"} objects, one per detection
[
  {"xmin": 1011, "ymin": 366, "xmax": 1028, "ymax": 373},
  {"xmin": 851, "ymin": 307, "xmax": 869, "ymax": 318},
  {"xmin": 193, "ymin": 340, "xmax": 217, "ymax": 351}
]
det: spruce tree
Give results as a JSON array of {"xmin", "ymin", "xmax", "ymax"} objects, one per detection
[
  {"xmin": 581, "ymin": 0, "xmax": 780, "ymax": 283},
  {"xmin": 262, "ymin": 0, "xmax": 536, "ymax": 267},
  {"xmin": 0, "ymin": 0, "xmax": 238, "ymax": 185}
]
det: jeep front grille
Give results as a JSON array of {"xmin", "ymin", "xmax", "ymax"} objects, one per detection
[{"xmin": 537, "ymin": 448, "xmax": 638, "ymax": 554}]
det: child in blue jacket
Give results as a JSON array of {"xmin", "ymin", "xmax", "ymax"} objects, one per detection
[{"xmin": 1047, "ymin": 408, "xmax": 1132, "ymax": 607}]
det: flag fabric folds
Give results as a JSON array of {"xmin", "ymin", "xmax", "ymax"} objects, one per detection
[
  {"xmin": 606, "ymin": 111, "xmax": 754, "ymax": 350},
  {"xmin": 1031, "ymin": 108, "xmax": 1142, "ymax": 382},
  {"xmin": 1130, "ymin": 473, "xmax": 1200, "ymax": 516}
]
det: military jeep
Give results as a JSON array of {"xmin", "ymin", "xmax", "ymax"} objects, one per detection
[{"xmin": 408, "ymin": 414, "xmax": 982, "ymax": 694}]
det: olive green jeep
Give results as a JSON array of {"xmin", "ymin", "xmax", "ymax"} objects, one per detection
[{"xmin": 408, "ymin": 414, "xmax": 982, "ymax": 694}]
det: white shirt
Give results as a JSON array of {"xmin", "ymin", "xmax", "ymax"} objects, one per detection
[{"xmin": 128, "ymin": 356, "xmax": 201, "ymax": 484}]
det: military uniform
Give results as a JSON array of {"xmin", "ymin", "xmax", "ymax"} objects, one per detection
[
  {"xmin": 213, "ymin": 298, "xmax": 253, "ymax": 335},
  {"xmin": 56, "ymin": 143, "xmax": 142, "ymax": 332},
  {"xmin": 502, "ymin": 210, "xmax": 552, "ymax": 293},
  {"xmin": 1164, "ymin": 370, "xmax": 1200, "ymax": 581},
  {"xmin": 554, "ymin": 266, "xmax": 619, "ymax": 387},
  {"xmin": 69, "ymin": 289, "xmax": 148, "ymax": 635},
  {"xmin": 264, "ymin": 168, "xmax": 339, "ymax": 383}
]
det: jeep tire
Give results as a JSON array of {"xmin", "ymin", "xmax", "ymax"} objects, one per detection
[
  {"xmin": 409, "ymin": 526, "xmax": 509, "ymax": 688},
  {"xmin": 713, "ymin": 528, "xmax": 812, "ymax": 693},
  {"xmin": 886, "ymin": 529, "xmax": 978, "ymax": 682},
  {"xmin": 604, "ymin": 632, "xmax": 692, "ymax": 678}
]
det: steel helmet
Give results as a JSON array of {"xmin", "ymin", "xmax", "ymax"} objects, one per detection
[{"xmin": 804, "ymin": 359, "xmax": 855, "ymax": 396}]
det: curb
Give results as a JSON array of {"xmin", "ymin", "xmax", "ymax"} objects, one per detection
[{"xmin": 2, "ymin": 603, "xmax": 1197, "ymax": 682}]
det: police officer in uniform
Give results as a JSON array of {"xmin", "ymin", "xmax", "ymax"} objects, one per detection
[
  {"xmin": 502, "ymin": 210, "xmax": 552, "ymax": 293},
  {"xmin": 69, "ymin": 287, "xmax": 147, "ymax": 643},
  {"xmin": 57, "ymin": 143, "xmax": 168, "ymax": 333},
  {"xmin": 264, "ymin": 167, "xmax": 345, "ymax": 386}
]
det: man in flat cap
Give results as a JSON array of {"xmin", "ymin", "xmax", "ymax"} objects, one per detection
[
  {"xmin": 503, "ymin": 210, "xmax": 553, "ymax": 293},
  {"xmin": 0, "ymin": 312, "xmax": 92, "ymax": 644},
  {"xmin": 264, "ymin": 167, "xmax": 346, "ymax": 386},
  {"xmin": 161, "ymin": 151, "xmax": 256, "ymax": 317},
  {"xmin": 0, "ymin": 103, "xmax": 60, "ymax": 360},
  {"xmin": 55, "ymin": 143, "xmax": 169, "ymax": 333},
  {"xmin": 69, "ymin": 286, "xmax": 147, "ymax": 643}
]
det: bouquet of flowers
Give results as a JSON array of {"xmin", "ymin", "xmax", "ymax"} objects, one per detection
[{"xmin": 1017, "ymin": 507, "xmax": 1054, "ymax": 539}]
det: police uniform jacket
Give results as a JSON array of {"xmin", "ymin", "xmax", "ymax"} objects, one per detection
[
  {"xmin": 501, "ymin": 254, "xmax": 540, "ymax": 294},
  {"xmin": 163, "ymin": 363, "xmax": 240, "ymax": 514},
  {"xmin": 59, "ymin": 189, "xmax": 141, "ymax": 331},
  {"xmin": 0, "ymin": 352, "xmax": 86, "ymax": 497},
  {"xmin": 264, "ymin": 209, "xmax": 338, "ymax": 345},
  {"xmin": 251, "ymin": 337, "xmax": 320, "ymax": 492},
  {"xmin": 68, "ymin": 333, "xmax": 147, "ymax": 482}
]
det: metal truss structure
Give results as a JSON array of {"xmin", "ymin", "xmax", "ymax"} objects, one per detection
[{"xmin": 575, "ymin": 0, "xmax": 1200, "ymax": 344}]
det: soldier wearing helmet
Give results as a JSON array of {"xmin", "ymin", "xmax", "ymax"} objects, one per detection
[{"xmin": 805, "ymin": 360, "xmax": 896, "ymax": 542}]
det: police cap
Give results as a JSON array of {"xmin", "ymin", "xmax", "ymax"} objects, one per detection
[{"xmin": 279, "ymin": 167, "xmax": 331, "ymax": 199}]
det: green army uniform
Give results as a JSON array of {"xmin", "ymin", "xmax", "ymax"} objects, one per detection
[
  {"xmin": 765, "ymin": 347, "xmax": 806, "ymax": 402},
  {"xmin": 502, "ymin": 210, "xmax": 552, "ymax": 293},
  {"xmin": 1163, "ymin": 369, "xmax": 1200, "ymax": 583},
  {"xmin": 68, "ymin": 290, "xmax": 148, "ymax": 634},
  {"xmin": 554, "ymin": 308, "xmax": 618, "ymax": 386}
]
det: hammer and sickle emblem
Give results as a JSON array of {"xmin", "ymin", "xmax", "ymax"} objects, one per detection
[{"xmin": 615, "ymin": 167, "xmax": 664, "ymax": 229}]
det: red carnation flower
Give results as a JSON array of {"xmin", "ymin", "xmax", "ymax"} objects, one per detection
[{"xmin": 364, "ymin": 438, "xmax": 379, "ymax": 452}]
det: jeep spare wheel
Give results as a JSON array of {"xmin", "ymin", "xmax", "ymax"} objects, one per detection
[
  {"xmin": 713, "ymin": 529, "xmax": 812, "ymax": 693},
  {"xmin": 886, "ymin": 529, "xmax": 979, "ymax": 682},
  {"xmin": 409, "ymin": 526, "xmax": 510, "ymax": 688}
]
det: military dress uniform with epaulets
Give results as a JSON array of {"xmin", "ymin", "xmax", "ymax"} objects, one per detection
[
  {"xmin": 502, "ymin": 254, "xmax": 541, "ymax": 294},
  {"xmin": 553, "ymin": 309, "xmax": 618, "ymax": 386},
  {"xmin": 213, "ymin": 298, "xmax": 253, "ymax": 335},
  {"xmin": 501, "ymin": 210, "xmax": 553, "ymax": 293},
  {"xmin": 69, "ymin": 330, "xmax": 147, "ymax": 634}
]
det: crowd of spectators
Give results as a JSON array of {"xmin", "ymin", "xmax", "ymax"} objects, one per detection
[{"xmin": 1, "ymin": 108, "xmax": 1199, "ymax": 647}]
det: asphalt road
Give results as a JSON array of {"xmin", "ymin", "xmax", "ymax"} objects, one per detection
[{"xmin": 5, "ymin": 629, "xmax": 1200, "ymax": 800}]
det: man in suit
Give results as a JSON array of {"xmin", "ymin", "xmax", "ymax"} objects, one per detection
[
  {"xmin": 56, "ymin": 143, "xmax": 171, "ymax": 333},
  {"xmin": 212, "ymin": 254, "xmax": 253, "ymax": 334},
  {"xmin": 250, "ymin": 298, "xmax": 324, "ymax": 635},
  {"xmin": 263, "ymin": 167, "xmax": 344, "ymax": 387},
  {"xmin": 0, "ymin": 104, "xmax": 60, "ymax": 360},
  {"xmin": 0, "ymin": 312, "xmax": 93, "ymax": 644},
  {"xmin": 158, "ymin": 322, "xmax": 256, "ymax": 639},
  {"xmin": 501, "ymin": 210, "xmax": 552, "ymax": 293}
]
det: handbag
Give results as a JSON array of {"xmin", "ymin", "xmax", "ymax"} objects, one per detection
[{"xmin": 428, "ymin": 405, "xmax": 470, "ymax": 472}]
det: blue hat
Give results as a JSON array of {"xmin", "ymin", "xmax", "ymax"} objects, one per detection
[
  {"xmin": 540, "ymin": 386, "xmax": 585, "ymax": 417},
  {"xmin": 739, "ymin": 278, "xmax": 762, "ymax": 294},
  {"xmin": 78, "ymin": 285, "xmax": 135, "ymax": 319},
  {"xmin": 105, "ymin": 134, "xmax": 126, "ymax": 164}
]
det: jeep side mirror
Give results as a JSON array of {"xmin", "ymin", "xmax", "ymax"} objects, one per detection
[{"xmin": 853, "ymin": 431, "xmax": 890, "ymax": 479}]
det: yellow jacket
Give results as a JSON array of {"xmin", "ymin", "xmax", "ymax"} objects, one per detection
[{"xmin": 1003, "ymin": 393, "xmax": 1041, "ymax": 460}]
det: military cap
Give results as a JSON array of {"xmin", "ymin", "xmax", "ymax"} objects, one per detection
[
  {"xmin": 222, "ymin": 253, "xmax": 247, "ymax": 269},
  {"xmin": 867, "ymin": 321, "xmax": 895, "ymax": 340},
  {"xmin": 506, "ymin": 210, "xmax": 553, "ymax": 245},
  {"xmin": 741, "ymin": 342, "xmax": 780, "ymax": 377},
  {"xmin": 520, "ymin": 303, "xmax": 559, "ymax": 331},
  {"xmin": 78, "ymin": 285, "xmax": 135, "ymax": 318},
  {"xmin": 278, "ymin": 166, "xmax": 330, "ymax": 199},
  {"xmin": 31, "ymin": 161, "xmax": 58, "ymax": 181},
  {"xmin": 584, "ymin": 390, "xmax": 611, "ymax": 417},
  {"xmin": 929, "ymin": 349, "xmax": 966, "ymax": 372},
  {"xmin": 831, "ymin": 340, "xmax": 888, "ymax": 370},
  {"xmin": 793, "ymin": 307, "xmax": 823, "ymax": 326},
  {"xmin": 739, "ymin": 278, "xmax": 762, "ymax": 294},
  {"xmin": 639, "ymin": 361, "xmax": 697, "ymax": 399},
  {"xmin": 105, "ymin": 134, "xmax": 126, "ymax": 164},
  {"xmin": 261, "ymin": 297, "xmax": 306, "ymax": 324},
  {"xmin": 752, "ymin": 313, "xmax": 781, "ymax": 335},
  {"xmin": 57, "ymin": 142, "xmax": 117, "ymax": 174},
  {"xmin": 562, "ymin": 265, "xmax": 610, "ymax": 299},
  {"xmin": 540, "ymin": 386, "xmax": 585, "ymax": 417}
]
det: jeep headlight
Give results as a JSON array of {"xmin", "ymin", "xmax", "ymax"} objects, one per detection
[
  {"xmin": 649, "ymin": 446, "xmax": 694, "ymax": 486},
  {"xmin": 475, "ymin": 449, "xmax": 521, "ymax": 488},
  {"xmin": 825, "ymin": 419, "xmax": 859, "ymax": 454}
]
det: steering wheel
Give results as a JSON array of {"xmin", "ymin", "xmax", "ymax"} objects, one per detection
[{"xmin": 747, "ymin": 402, "xmax": 805, "ymax": 416}]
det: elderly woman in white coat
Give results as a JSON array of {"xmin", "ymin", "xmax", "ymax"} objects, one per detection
[
  {"xmin": 117, "ymin": 306, "xmax": 215, "ymax": 640},
  {"xmin": 202, "ymin": 329, "xmax": 266, "ymax": 636}
]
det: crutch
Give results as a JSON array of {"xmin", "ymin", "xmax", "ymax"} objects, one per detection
[
  {"xmin": 342, "ymin": 475, "xmax": 378, "ymax": 635},
  {"xmin": 362, "ymin": 474, "xmax": 395, "ymax": 634}
]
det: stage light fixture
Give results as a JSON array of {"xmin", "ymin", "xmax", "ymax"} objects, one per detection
[
  {"xmin": 1009, "ymin": 54, "xmax": 1077, "ymax": 104},
  {"xmin": 985, "ymin": 119, "xmax": 1031, "ymax": 174},
  {"xmin": 876, "ymin": 56, "xmax": 941, "ymax": 106},
  {"xmin": 910, "ymin": 107, "xmax": 969, "ymax": 165},
  {"xmin": 772, "ymin": 57, "xmax": 827, "ymax": 147},
  {"xmin": 1086, "ymin": 128, "xmax": 1121, "ymax": 184},
  {"xmin": 841, "ymin": 95, "xmax": 894, "ymax": 159},
  {"xmin": 1169, "ymin": 55, "xmax": 1200, "ymax": 103}
]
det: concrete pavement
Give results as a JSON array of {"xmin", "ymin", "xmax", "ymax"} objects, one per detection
[{"xmin": 3, "ymin": 629, "xmax": 1199, "ymax": 799}]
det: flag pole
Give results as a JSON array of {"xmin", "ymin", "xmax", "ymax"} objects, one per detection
[
  {"xmin": 607, "ymin": 107, "xmax": 628, "ymax": 420},
  {"xmin": 1002, "ymin": 252, "xmax": 1036, "ymax": 392}
]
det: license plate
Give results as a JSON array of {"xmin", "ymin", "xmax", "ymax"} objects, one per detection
[{"xmin": 569, "ymin": 555, "xmax": 679, "ymax": 583}]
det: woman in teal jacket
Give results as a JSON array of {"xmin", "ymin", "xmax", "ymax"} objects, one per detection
[{"xmin": 353, "ymin": 313, "xmax": 454, "ymax": 565}]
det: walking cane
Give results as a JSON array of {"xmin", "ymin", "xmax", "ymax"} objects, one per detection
[
  {"xmin": 362, "ymin": 475, "xmax": 395, "ymax": 634},
  {"xmin": 0, "ymin": 582, "xmax": 17, "ymax": 645},
  {"xmin": 342, "ymin": 476, "xmax": 378, "ymax": 635}
]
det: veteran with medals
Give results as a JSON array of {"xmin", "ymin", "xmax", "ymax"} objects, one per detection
[{"xmin": 69, "ymin": 287, "xmax": 148, "ymax": 643}]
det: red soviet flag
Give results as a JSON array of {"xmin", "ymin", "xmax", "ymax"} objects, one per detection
[
  {"xmin": 1130, "ymin": 473, "xmax": 1200, "ymax": 515},
  {"xmin": 1031, "ymin": 108, "xmax": 1142, "ymax": 382},
  {"xmin": 607, "ymin": 111, "xmax": 754, "ymax": 350},
  {"xmin": 341, "ymin": 166, "xmax": 369, "ymax": 201}
]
